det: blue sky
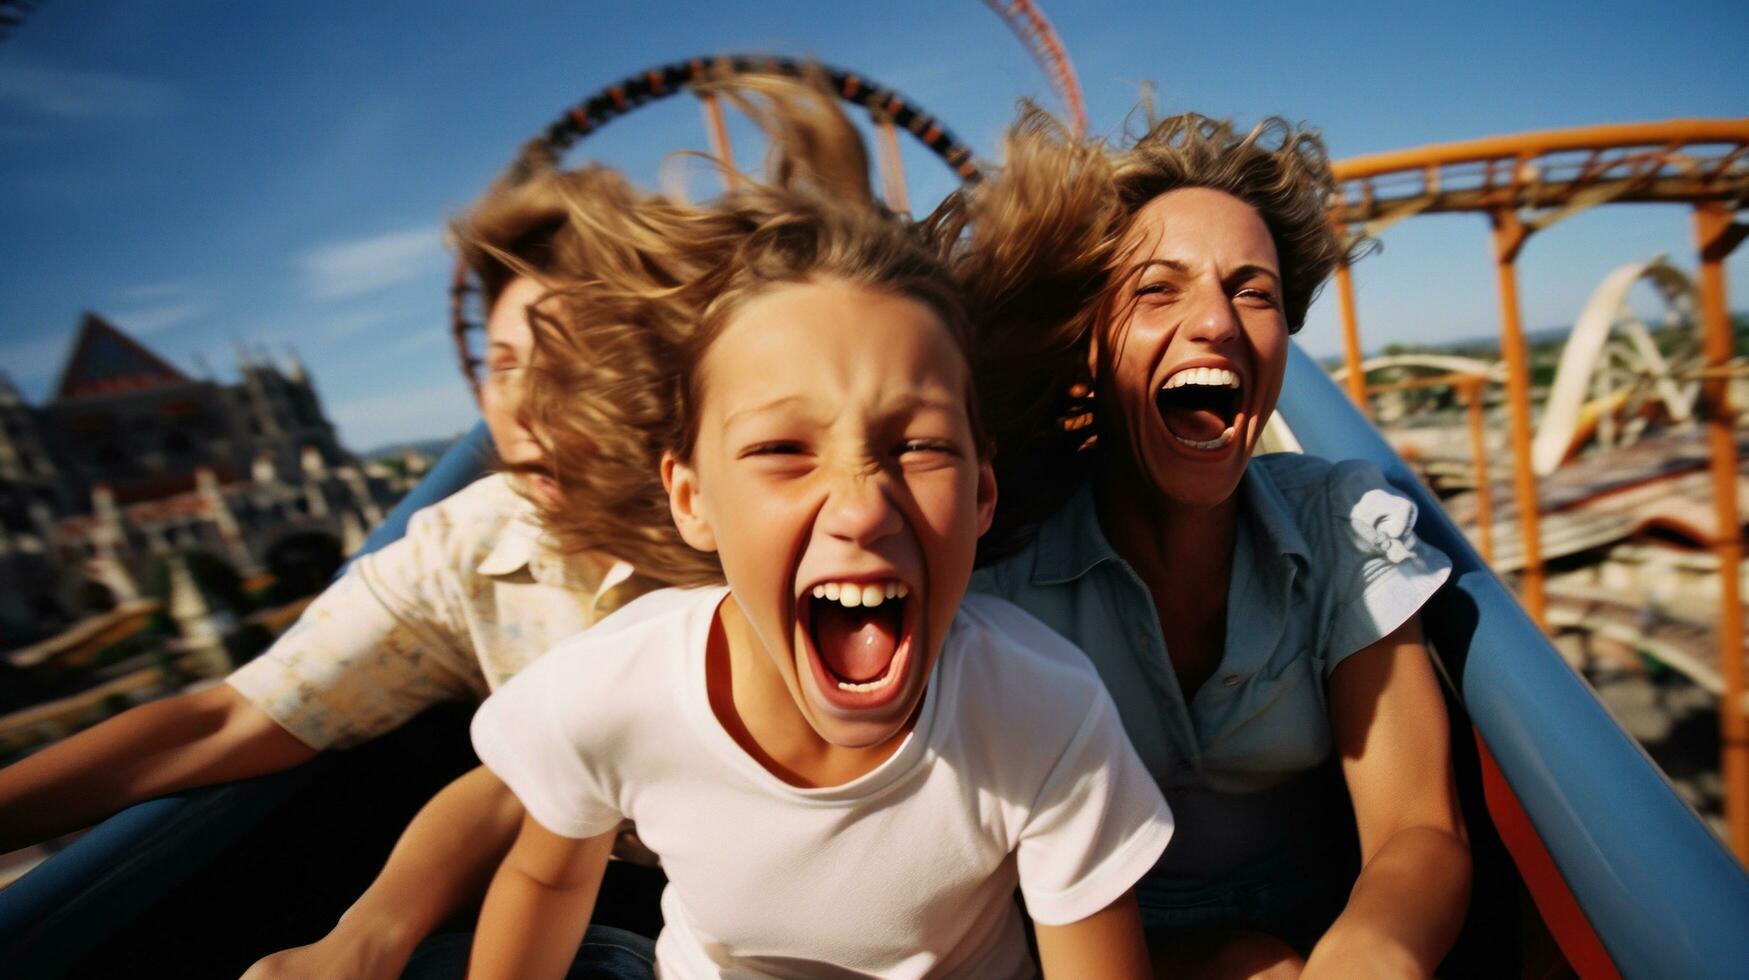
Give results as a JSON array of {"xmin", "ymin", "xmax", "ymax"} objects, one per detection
[{"xmin": 1, "ymin": 0, "xmax": 1744, "ymax": 451}]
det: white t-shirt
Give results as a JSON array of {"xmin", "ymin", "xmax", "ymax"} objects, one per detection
[{"xmin": 472, "ymin": 586, "xmax": 1174, "ymax": 979}]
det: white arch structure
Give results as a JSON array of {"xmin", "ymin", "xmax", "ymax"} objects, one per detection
[
  {"xmin": 1530, "ymin": 257, "xmax": 1699, "ymax": 476},
  {"xmin": 1328, "ymin": 353, "xmax": 1502, "ymax": 385}
]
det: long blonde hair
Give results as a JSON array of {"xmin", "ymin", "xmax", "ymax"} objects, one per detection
[{"xmin": 511, "ymin": 76, "xmax": 980, "ymax": 587}]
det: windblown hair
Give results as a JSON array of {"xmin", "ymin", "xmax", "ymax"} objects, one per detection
[
  {"xmin": 451, "ymin": 164, "xmax": 648, "ymax": 313},
  {"xmin": 507, "ymin": 75, "xmax": 978, "ymax": 587},
  {"xmin": 931, "ymin": 103, "xmax": 1358, "ymax": 556},
  {"xmin": 1111, "ymin": 111, "xmax": 1350, "ymax": 332}
]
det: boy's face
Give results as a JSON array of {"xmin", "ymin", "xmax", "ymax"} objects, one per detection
[
  {"xmin": 480, "ymin": 275, "xmax": 560, "ymax": 503},
  {"xmin": 665, "ymin": 278, "xmax": 995, "ymax": 749},
  {"xmin": 1094, "ymin": 187, "xmax": 1288, "ymax": 508}
]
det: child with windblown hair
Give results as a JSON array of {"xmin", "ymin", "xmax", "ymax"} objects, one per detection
[{"xmin": 464, "ymin": 105, "xmax": 1174, "ymax": 979}]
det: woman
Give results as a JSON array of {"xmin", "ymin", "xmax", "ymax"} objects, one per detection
[{"xmin": 948, "ymin": 109, "xmax": 1471, "ymax": 978}]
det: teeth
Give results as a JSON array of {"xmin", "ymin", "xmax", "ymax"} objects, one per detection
[
  {"xmin": 1172, "ymin": 426, "xmax": 1236, "ymax": 451},
  {"xmin": 807, "ymin": 579, "xmax": 910, "ymax": 608},
  {"xmin": 1162, "ymin": 366, "xmax": 1240, "ymax": 390},
  {"xmin": 836, "ymin": 672, "xmax": 897, "ymax": 693}
]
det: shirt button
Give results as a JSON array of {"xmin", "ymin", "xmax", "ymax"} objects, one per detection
[{"xmin": 1222, "ymin": 673, "xmax": 1242, "ymax": 687}]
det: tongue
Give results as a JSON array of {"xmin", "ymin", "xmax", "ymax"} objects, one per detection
[
  {"xmin": 813, "ymin": 603, "xmax": 899, "ymax": 683},
  {"xmin": 1159, "ymin": 404, "xmax": 1228, "ymax": 442}
]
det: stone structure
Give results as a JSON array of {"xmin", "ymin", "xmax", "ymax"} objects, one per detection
[{"xmin": 0, "ymin": 313, "xmax": 431, "ymax": 646}]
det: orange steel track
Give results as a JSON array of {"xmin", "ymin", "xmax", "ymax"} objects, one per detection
[
  {"xmin": 1327, "ymin": 119, "xmax": 1749, "ymax": 864},
  {"xmin": 980, "ymin": 0, "xmax": 1087, "ymax": 135}
]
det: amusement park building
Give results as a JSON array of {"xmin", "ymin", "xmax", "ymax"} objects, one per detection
[{"xmin": 0, "ymin": 313, "xmax": 419, "ymax": 644}]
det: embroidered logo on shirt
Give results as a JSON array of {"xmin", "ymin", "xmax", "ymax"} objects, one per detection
[{"xmin": 1348, "ymin": 489, "xmax": 1421, "ymax": 564}]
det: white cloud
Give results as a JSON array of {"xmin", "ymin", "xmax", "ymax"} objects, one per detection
[
  {"xmin": 110, "ymin": 301, "xmax": 205, "ymax": 336},
  {"xmin": 296, "ymin": 227, "xmax": 444, "ymax": 301},
  {"xmin": 116, "ymin": 280, "xmax": 195, "ymax": 302},
  {"xmin": 319, "ymin": 309, "xmax": 395, "ymax": 339},
  {"xmin": 383, "ymin": 326, "xmax": 448, "ymax": 356},
  {"xmin": 0, "ymin": 63, "xmax": 174, "ymax": 119},
  {"xmin": 328, "ymin": 380, "xmax": 479, "ymax": 452}
]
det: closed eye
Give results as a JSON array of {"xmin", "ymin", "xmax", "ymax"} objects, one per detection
[
  {"xmin": 738, "ymin": 441, "xmax": 809, "ymax": 459},
  {"xmin": 896, "ymin": 439, "xmax": 961, "ymax": 461},
  {"xmin": 1235, "ymin": 287, "xmax": 1279, "ymax": 308}
]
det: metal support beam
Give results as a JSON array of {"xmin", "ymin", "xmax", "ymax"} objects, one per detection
[
  {"xmin": 876, "ymin": 117, "xmax": 909, "ymax": 214},
  {"xmin": 1489, "ymin": 208, "xmax": 1546, "ymax": 626},
  {"xmin": 1333, "ymin": 258, "xmax": 1368, "ymax": 409},
  {"xmin": 698, "ymin": 92, "xmax": 735, "ymax": 186},
  {"xmin": 1694, "ymin": 200, "xmax": 1748, "ymax": 862}
]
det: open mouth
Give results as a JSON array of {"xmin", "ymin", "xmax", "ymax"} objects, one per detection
[
  {"xmin": 798, "ymin": 578, "xmax": 917, "ymax": 709},
  {"xmin": 1156, "ymin": 366, "xmax": 1243, "ymax": 452}
]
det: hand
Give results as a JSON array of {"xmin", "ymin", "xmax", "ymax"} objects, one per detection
[
  {"xmin": 240, "ymin": 917, "xmax": 417, "ymax": 980},
  {"xmin": 1301, "ymin": 927, "xmax": 1422, "ymax": 980}
]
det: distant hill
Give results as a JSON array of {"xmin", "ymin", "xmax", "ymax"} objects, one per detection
[
  {"xmin": 361, "ymin": 435, "xmax": 463, "ymax": 462},
  {"xmin": 1326, "ymin": 309, "xmax": 1748, "ymax": 368}
]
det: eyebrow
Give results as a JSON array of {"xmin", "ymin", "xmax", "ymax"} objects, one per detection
[
  {"xmin": 1126, "ymin": 259, "xmax": 1282, "ymax": 287},
  {"xmin": 722, "ymin": 394, "xmax": 813, "ymax": 429},
  {"xmin": 1226, "ymin": 264, "xmax": 1282, "ymax": 287},
  {"xmin": 1128, "ymin": 258, "xmax": 1190, "ymax": 279},
  {"xmin": 720, "ymin": 392, "xmax": 965, "ymax": 429}
]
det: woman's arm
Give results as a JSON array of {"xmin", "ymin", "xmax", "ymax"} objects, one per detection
[
  {"xmin": 1305, "ymin": 615, "xmax": 1471, "ymax": 979},
  {"xmin": 0, "ymin": 684, "xmax": 316, "ymax": 852},
  {"xmin": 470, "ymin": 812, "xmax": 615, "ymax": 980},
  {"xmin": 243, "ymin": 765, "xmax": 524, "ymax": 980},
  {"xmin": 1034, "ymin": 890, "xmax": 1151, "ymax": 980}
]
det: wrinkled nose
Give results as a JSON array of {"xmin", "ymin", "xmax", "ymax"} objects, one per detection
[
  {"xmin": 819, "ymin": 471, "xmax": 903, "ymax": 546},
  {"xmin": 1183, "ymin": 284, "xmax": 1241, "ymax": 346}
]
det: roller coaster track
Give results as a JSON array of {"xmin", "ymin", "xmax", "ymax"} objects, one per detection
[
  {"xmin": 450, "ymin": 55, "xmax": 982, "ymax": 395},
  {"xmin": 1331, "ymin": 119, "xmax": 1749, "ymax": 235},
  {"xmin": 979, "ymin": 1, "xmax": 1087, "ymax": 135}
]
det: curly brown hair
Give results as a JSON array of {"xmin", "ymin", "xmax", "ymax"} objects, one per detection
[
  {"xmin": 932, "ymin": 103, "xmax": 1359, "ymax": 557},
  {"xmin": 1111, "ymin": 112, "xmax": 1349, "ymax": 332},
  {"xmin": 504, "ymin": 77, "xmax": 980, "ymax": 588}
]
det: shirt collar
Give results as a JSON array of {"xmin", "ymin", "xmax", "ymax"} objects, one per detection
[
  {"xmin": 475, "ymin": 491, "xmax": 547, "ymax": 578},
  {"xmin": 1236, "ymin": 459, "xmax": 1312, "ymax": 571},
  {"xmin": 1030, "ymin": 481, "xmax": 1124, "ymax": 585},
  {"xmin": 1219, "ymin": 458, "xmax": 1313, "ymax": 679},
  {"xmin": 475, "ymin": 518, "xmax": 542, "ymax": 577},
  {"xmin": 1028, "ymin": 460, "xmax": 1313, "ymax": 587}
]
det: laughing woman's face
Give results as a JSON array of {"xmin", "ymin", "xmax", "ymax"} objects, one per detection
[{"xmin": 1091, "ymin": 187, "xmax": 1288, "ymax": 508}]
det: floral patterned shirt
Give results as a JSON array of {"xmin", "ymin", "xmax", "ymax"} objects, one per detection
[{"xmin": 228, "ymin": 474, "xmax": 654, "ymax": 750}]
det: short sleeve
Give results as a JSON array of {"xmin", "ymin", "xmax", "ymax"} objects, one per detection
[
  {"xmin": 1016, "ymin": 693, "xmax": 1175, "ymax": 925},
  {"xmin": 1321, "ymin": 460, "xmax": 1453, "ymax": 669},
  {"xmin": 225, "ymin": 508, "xmax": 483, "ymax": 750},
  {"xmin": 470, "ymin": 652, "xmax": 623, "ymax": 840}
]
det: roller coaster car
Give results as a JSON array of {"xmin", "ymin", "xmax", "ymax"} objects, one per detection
[{"xmin": 2, "ymin": 348, "xmax": 1746, "ymax": 978}]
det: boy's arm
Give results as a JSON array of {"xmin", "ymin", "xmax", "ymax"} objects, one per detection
[
  {"xmin": 243, "ymin": 765, "xmax": 525, "ymax": 980},
  {"xmin": 1033, "ymin": 890, "xmax": 1150, "ymax": 980},
  {"xmin": 0, "ymin": 683, "xmax": 315, "ymax": 852},
  {"xmin": 470, "ymin": 813, "xmax": 615, "ymax": 980},
  {"xmin": 1307, "ymin": 615, "xmax": 1470, "ymax": 979}
]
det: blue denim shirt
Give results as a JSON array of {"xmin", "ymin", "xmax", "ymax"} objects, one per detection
[{"xmin": 970, "ymin": 453, "xmax": 1451, "ymax": 883}]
